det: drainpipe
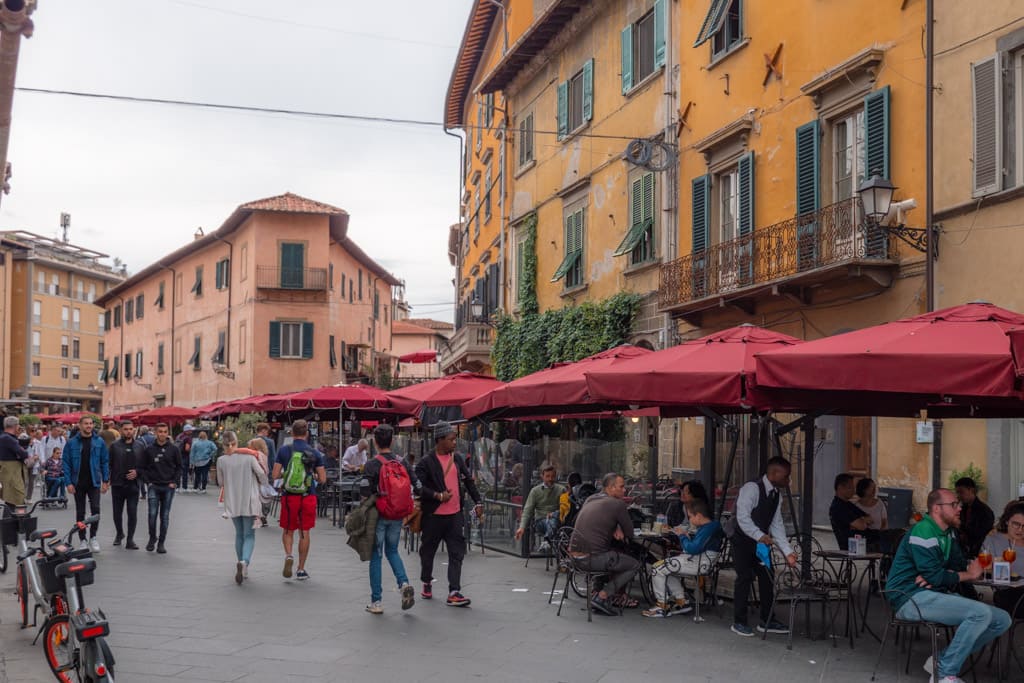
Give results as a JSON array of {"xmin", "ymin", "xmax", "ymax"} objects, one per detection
[
  {"xmin": 214, "ymin": 236, "xmax": 233, "ymax": 368},
  {"xmin": 0, "ymin": 0, "xmax": 34, "ymax": 208},
  {"xmin": 925, "ymin": 0, "xmax": 935, "ymax": 313},
  {"xmin": 661, "ymin": 0, "xmax": 678, "ymax": 347},
  {"xmin": 498, "ymin": 113, "xmax": 506, "ymax": 316}
]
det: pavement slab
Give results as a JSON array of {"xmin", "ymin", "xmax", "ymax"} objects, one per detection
[{"xmin": 0, "ymin": 492, "xmax": 1008, "ymax": 682}]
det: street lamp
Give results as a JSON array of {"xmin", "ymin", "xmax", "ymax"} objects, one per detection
[
  {"xmin": 470, "ymin": 296, "xmax": 495, "ymax": 327},
  {"xmin": 856, "ymin": 172, "xmax": 930, "ymax": 254}
]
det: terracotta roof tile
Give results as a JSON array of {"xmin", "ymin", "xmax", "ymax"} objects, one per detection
[
  {"xmin": 240, "ymin": 192, "xmax": 348, "ymax": 216},
  {"xmin": 392, "ymin": 321, "xmax": 439, "ymax": 335},
  {"xmin": 406, "ymin": 318, "xmax": 454, "ymax": 331}
]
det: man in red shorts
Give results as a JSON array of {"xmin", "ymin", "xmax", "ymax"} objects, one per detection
[{"xmin": 271, "ymin": 420, "xmax": 326, "ymax": 580}]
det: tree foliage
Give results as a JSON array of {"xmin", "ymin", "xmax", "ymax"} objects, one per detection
[{"xmin": 491, "ymin": 291, "xmax": 643, "ymax": 381}]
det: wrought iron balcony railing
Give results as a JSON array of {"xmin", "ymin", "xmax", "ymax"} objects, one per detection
[
  {"xmin": 659, "ymin": 199, "xmax": 897, "ymax": 311},
  {"xmin": 255, "ymin": 266, "xmax": 328, "ymax": 291}
]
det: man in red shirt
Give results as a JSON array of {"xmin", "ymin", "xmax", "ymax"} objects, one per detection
[{"xmin": 414, "ymin": 422, "xmax": 483, "ymax": 607}]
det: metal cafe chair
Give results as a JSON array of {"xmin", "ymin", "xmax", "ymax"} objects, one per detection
[
  {"xmin": 871, "ymin": 588, "xmax": 971, "ymax": 683},
  {"xmin": 555, "ymin": 534, "xmax": 621, "ymax": 623},
  {"xmin": 764, "ymin": 563, "xmax": 839, "ymax": 650}
]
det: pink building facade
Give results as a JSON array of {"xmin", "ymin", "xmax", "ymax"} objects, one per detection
[{"xmin": 97, "ymin": 193, "xmax": 401, "ymax": 414}]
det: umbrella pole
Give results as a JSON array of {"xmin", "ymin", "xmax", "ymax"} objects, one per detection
[
  {"xmin": 648, "ymin": 417, "xmax": 660, "ymax": 512},
  {"xmin": 931, "ymin": 419, "xmax": 944, "ymax": 490},
  {"xmin": 799, "ymin": 415, "xmax": 815, "ymax": 580},
  {"xmin": 701, "ymin": 417, "xmax": 717, "ymax": 516}
]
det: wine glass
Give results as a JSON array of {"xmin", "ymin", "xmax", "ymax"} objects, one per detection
[
  {"xmin": 1004, "ymin": 544, "xmax": 1017, "ymax": 564},
  {"xmin": 978, "ymin": 545, "xmax": 993, "ymax": 581}
]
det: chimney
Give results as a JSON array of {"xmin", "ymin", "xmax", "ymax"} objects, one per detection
[{"xmin": 194, "ymin": 227, "xmax": 204, "ymax": 240}]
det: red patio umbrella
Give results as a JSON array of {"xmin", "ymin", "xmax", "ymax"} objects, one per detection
[
  {"xmin": 284, "ymin": 384, "xmax": 391, "ymax": 411},
  {"xmin": 753, "ymin": 302, "xmax": 1024, "ymax": 406},
  {"xmin": 461, "ymin": 345, "xmax": 653, "ymax": 420},
  {"xmin": 584, "ymin": 325, "xmax": 802, "ymax": 414},
  {"xmin": 134, "ymin": 406, "xmax": 202, "ymax": 426},
  {"xmin": 1009, "ymin": 327, "xmax": 1024, "ymax": 378},
  {"xmin": 195, "ymin": 400, "xmax": 231, "ymax": 418},
  {"xmin": 398, "ymin": 349, "xmax": 438, "ymax": 364},
  {"xmin": 386, "ymin": 372, "xmax": 502, "ymax": 420}
]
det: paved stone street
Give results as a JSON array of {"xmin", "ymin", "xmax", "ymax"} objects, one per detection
[{"xmin": 0, "ymin": 494, "xmax": 1001, "ymax": 682}]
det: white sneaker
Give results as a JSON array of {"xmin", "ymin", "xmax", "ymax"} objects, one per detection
[
  {"xmin": 365, "ymin": 601, "xmax": 383, "ymax": 614},
  {"xmin": 88, "ymin": 538, "xmax": 101, "ymax": 553},
  {"xmin": 79, "ymin": 539, "xmax": 90, "ymax": 551},
  {"xmin": 242, "ymin": 562, "xmax": 249, "ymax": 579}
]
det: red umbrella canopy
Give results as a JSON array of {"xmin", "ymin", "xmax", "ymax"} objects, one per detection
[
  {"xmin": 195, "ymin": 400, "xmax": 230, "ymax": 417},
  {"xmin": 585, "ymin": 325, "xmax": 801, "ymax": 413},
  {"xmin": 386, "ymin": 373, "xmax": 502, "ymax": 417},
  {"xmin": 461, "ymin": 345, "xmax": 653, "ymax": 420},
  {"xmin": 398, "ymin": 349, "xmax": 438, "ymax": 364},
  {"xmin": 285, "ymin": 384, "xmax": 391, "ymax": 410},
  {"xmin": 1009, "ymin": 327, "xmax": 1024, "ymax": 379},
  {"xmin": 754, "ymin": 302, "xmax": 1024, "ymax": 402},
  {"xmin": 135, "ymin": 406, "xmax": 202, "ymax": 426}
]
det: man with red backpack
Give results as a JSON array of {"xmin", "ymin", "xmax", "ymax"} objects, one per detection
[{"xmin": 362, "ymin": 423, "xmax": 417, "ymax": 614}]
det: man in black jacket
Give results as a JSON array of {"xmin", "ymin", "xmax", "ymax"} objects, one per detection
[
  {"xmin": 414, "ymin": 421, "xmax": 483, "ymax": 607},
  {"xmin": 109, "ymin": 420, "xmax": 145, "ymax": 549},
  {"xmin": 956, "ymin": 477, "xmax": 995, "ymax": 559},
  {"xmin": 140, "ymin": 423, "xmax": 182, "ymax": 554}
]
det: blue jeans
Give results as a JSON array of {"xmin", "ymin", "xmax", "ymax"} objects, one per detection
[
  {"xmin": 896, "ymin": 590, "xmax": 1011, "ymax": 677},
  {"xmin": 147, "ymin": 484, "xmax": 175, "ymax": 543},
  {"xmin": 370, "ymin": 518, "xmax": 408, "ymax": 602},
  {"xmin": 533, "ymin": 516, "xmax": 558, "ymax": 540},
  {"xmin": 231, "ymin": 516, "xmax": 256, "ymax": 563},
  {"xmin": 45, "ymin": 476, "xmax": 65, "ymax": 499},
  {"xmin": 193, "ymin": 464, "xmax": 211, "ymax": 491}
]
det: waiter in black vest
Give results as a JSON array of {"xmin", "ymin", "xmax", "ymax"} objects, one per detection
[{"xmin": 730, "ymin": 456, "xmax": 797, "ymax": 638}]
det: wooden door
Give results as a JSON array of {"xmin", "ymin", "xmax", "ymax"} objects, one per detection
[{"xmin": 844, "ymin": 416, "xmax": 871, "ymax": 477}]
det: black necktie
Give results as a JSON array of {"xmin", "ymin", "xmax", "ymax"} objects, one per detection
[{"xmin": 769, "ymin": 488, "xmax": 779, "ymax": 507}]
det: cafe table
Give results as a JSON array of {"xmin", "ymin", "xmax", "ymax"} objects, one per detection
[{"xmin": 814, "ymin": 549, "xmax": 886, "ymax": 647}]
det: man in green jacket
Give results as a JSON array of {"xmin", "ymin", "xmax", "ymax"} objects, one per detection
[
  {"xmin": 885, "ymin": 488, "xmax": 1010, "ymax": 682},
  {"xmin": 514, "ymin": 465, "xmax": 564, "ymax": 552}
]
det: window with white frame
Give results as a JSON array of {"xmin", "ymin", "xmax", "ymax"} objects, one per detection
[
  {"xmin": 32, "ymin": 300, "xmax": 41, "ymax": 325},
  {"xmin": 32, "ymin": 331, "xmax": 40, "ymax": 355},
  {"xmin": 61, "ymin": 336, "xmax": 69, "ymax": 358},
  {"xmin": 518, "ymin": 113, "xmax": 534, "ymax": 167},
  {"xmin": 833, "ymin": 109, "xmax": 866, "ymax": 202},
  {"xmin": 281, "ymin": 322, "xmax": 304, "ymax": 358},
  {"xmin": 717, "ymin": 167, "xmax": 740, "ymax": 245}
]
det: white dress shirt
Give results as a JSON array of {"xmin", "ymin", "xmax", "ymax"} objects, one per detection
[
  {"xmin": 736, "ymin": 474, "xmax": 794, "ymax": 557},
  {"xmin": 341, "ymin": 445, "xmax": 367, "ymax": 471}
]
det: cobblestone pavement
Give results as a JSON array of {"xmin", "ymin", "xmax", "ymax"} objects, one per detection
[{"xmin": 0, "ymin": 493, "xmax": 1003, "ymax": 682}]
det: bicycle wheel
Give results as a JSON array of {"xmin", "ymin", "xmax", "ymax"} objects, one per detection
[
  {"xmin": 17, "ymin": 563, "xmax": 29, "ymax": 627},
  {"xmin": 41, "ymin": 614, "xmax": 76, "ymax": 683},
  {"xmin": 82, "ymin": 637, "xmax": 115, "ymax": 682}
]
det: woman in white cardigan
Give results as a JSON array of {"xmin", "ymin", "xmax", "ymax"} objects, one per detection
[{"xmin": 218, "ymin": 431, "xmax": 268, "ymax": 584}]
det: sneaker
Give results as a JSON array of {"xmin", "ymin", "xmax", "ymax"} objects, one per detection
[
  {"xmin": 89, "ymin": 538, "xmax": 101, "ymax": 554},
  {"xmin": 757, "ymin": 619, "xmax": 790, "ymax": 634},
  {"xmin": 446, "ymin": 592, "xmax": 471, "ymax": 607},
  {"xmin": 112, "ymin": 534, "xmax": 123, "ymax": 547},
  {"xmin": 242, "ymin": 563, "xmax": 249, "ymax": 579},
  {"xmin": 590, "ymin": 595, "xmax": 617, "ymax": 616},
  {"xmin": 365, "ymin": 601, "xmax": 383, "ymax": 615},
  {"xmin": 537, "ymin": 541, "xmax": 551, "ymax": 553},
  {"xmin": 146, "ymin": 539, "xmax": 155, "ymax": 552},
  {"xmin": 125, "ymin": 540, "xmax": 139, "ymax": 550},
  {"xmin": 156, "ymin": 544, "xmax": 167, "ymax": 554},
  {"xmin": 731, "ymin": 623, "xmax": 755, "ymax": 637},
  {"xmin": 667, "ymin": 601, "xmax": 693, "ymax": 616},
  {"xmin": 282, "ymin": 555, "xmax": 294, "ymax": 578},
  {"xmin": 296, "ymin": 569, "xmax": 309, "ymax": 581},
  {"xmin": 235, "ymin": 561, "xmax": 244, "ymax": 585},
  {"xmin": 421, "ymin": 582, "xmax": 433, "ymax": 599},
  {"xmin": 79, "ymin": 539, "xmax": 90, "ymax": 551},
  {"xmin": 400, "ymin": 583, "xmax": 415, "ymax": 610},
  {"xmin": 642, "ymin": 606, "xmax": 669, "ymax": 618}
]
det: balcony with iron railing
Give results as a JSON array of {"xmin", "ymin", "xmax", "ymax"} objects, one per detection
[
  {"xmin": 255, "ymin": 266, "xmax": 329, "ymax": 291},
  {"xmin": 439, "ymin": 322, "xmax": 494, "ymax": 374},
  {"xmin": 659, "ymin": 199, "xmax": 899, "ymax": 322}
]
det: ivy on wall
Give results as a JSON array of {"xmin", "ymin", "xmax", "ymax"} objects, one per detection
[
  {"xmin": 491, "ymin": 291, "xmax": 643, "ymax": 381},
  {"xmin": 517, "ymin": 213, "xmax": 538, "ymax": 316}
]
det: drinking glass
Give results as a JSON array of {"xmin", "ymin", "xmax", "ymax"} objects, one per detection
[
  {"xmin": 978, "ymin": 545, "xmax": 993, "ymax": 581},
  {"xmin": 1003, "ymin": 546, "xmax": 1017, "ymax": 564}
]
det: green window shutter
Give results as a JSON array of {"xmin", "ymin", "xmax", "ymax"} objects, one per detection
[
  {"xmin": 574, "ymin": 210, "xmax": 584, "ymax": 254},
  {"xmin": 795, "ymin": 120, "xmax": 820, "ymax": 216},
  {"xmin": 621, "ymin": 26, "xmax": 633, "ymax": 93},
  {"xmin": 111, "ymin": 356, "xmax": 120, "ymax": 381},
  {"xmin": 863, "ymin": 85, "xmax": 891, "ymax": 181},
  {"xmin": 100, "ymin": 359, "xmax": 108, "ymax": 383},
  {"xmin": 653, "ymin": 0, "xmax": 666, "ymax": 69},
  {"xmin": 301, "ymin": 322, "xmax": 314, "ymax": 359},
  {"xmin": 582, "ymin": 59, "xmax": 594, "ymax": 122},
  {"xmin": 694, "ymin": 0, "xmax": 730, "ymax": 47},
  {"xmin": 269, "ymin": 321, "xmax": 281, "ymax": 358},
  {"xmin": 329, "ymin": 335, "xmax": 337, "ymax": 368},
  {"xmin": 280, "ymin": 244, "xmax": 305, "ymax": 288},
  {"xmin": 630, "ymin": 176, "xmax": 643, "ymax": 226},
  {"xmin": 557, "ymin": 81, "xmax": 568, "ymax": 139},
  {"xmin": 215, "ymin": 261, "xmax": 222, "ymax": 289},
  {"xmin": 737, "ymin": 151, "xmax": 755, "ymax": 235},
  {"xmin": 642, "ymin": 172, "xmax": 655, "ymax": 222},
  {"xmin": 551, "ymin": 214, "xmax": 579, "ymax": 282},
  {"xmin": 691, "ymin": 175, "xmax": 710, "ymax": 253}
]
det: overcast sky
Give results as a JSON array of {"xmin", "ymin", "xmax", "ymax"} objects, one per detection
[{"xmin": 2, "ymin": 0, "xmax": 473, "ymax": 321}]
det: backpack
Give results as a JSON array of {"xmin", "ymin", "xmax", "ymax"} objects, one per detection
[
  {"xmin": 374, "ymin": 455, "xmax": 415, "ymax": 520},
  {"xmin": 283, "ymin": 446, "xmax": 313, "ymax": 495},
  {"xmin": 563, "ymin": 483, "xmax": 597, "ymax": 528}
]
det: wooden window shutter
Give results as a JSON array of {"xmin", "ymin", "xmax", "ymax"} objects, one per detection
[
  {"xmin": 642, "ymin": 172, "xmax": 655, "ymax": 222},
  {"xmin": 269, "ymin": 321, "xmax": 281, "ymax": 358},
  {"xmin": 863, "ymin": 85, "xmax": 891, "ymax": 181},
  {"xmin": 971, "ymin": 55, "xmax": 1001, "ymax": 197},
  {"xmin": 631, "ymin": 176, "xmax": 644, "ymax": 226},
  {"xmin": 301, "ymin": 322, "xmax": 314, "ymax": 359},
  {"xmin": 582, "ymin": 59, "xmax": 594, "ymax": 122},
  {"xmin": 621, "ymin": 26, "xmax": 633, "ymax": 93},
  {"xmin": 737, "ymin": 151, "xmax": 755, "ymax": 236},
  {"xmin": 653, "ymin": 0, "xmax": 666, "ymax": 69},
  {"xmin": 795, "ymin": 120, "xmax": 821, "ymax": 216},
  {"xmin": 329, "ymin": 335, "xmax": 337, "ymax": 368},
  {"xmin": 691, "ymin": 175, "xmax": 710, "ymax": 253},
  {"xmin": 557, "ymin": 81, "xmax": 568, "ymax": 139}
]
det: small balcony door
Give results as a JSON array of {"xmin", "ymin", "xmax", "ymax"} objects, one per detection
[
  {"xmin": 832, "ymin": 109, "xmax": 865, "ymax": 260},
  {"xmin": 280, "ymin": 243, "xmax": 305, "ymax": 289},
  {"xmin": 717, "ymin": 169, "xmax": 741, "ymax": 292}
]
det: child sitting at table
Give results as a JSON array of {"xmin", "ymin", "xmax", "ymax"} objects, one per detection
[{"xmin": 643, "ymin": 500, "xmax": 723, "ymax": 618}]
